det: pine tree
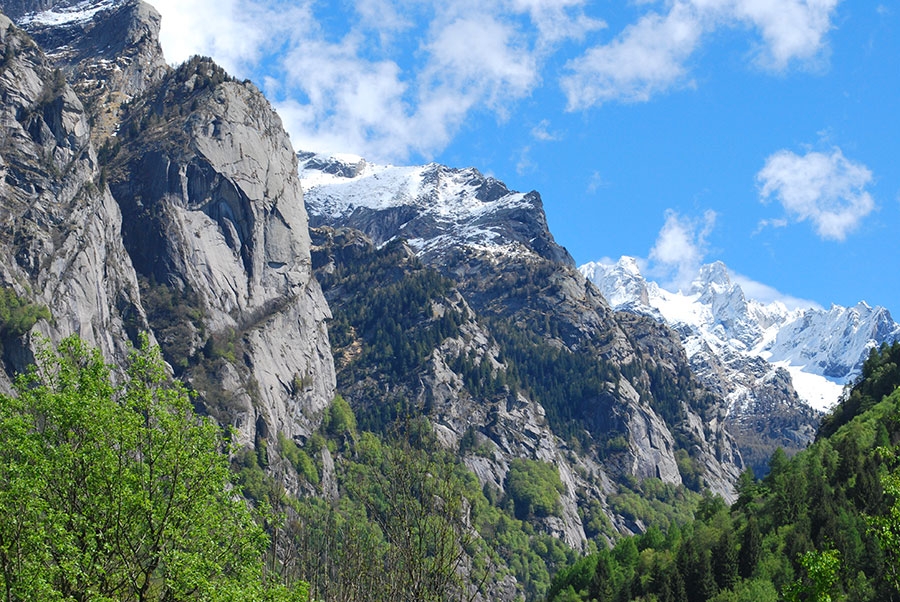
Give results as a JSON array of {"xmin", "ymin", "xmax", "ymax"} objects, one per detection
[{"xmin": 738, "ymin": 516, "xmax": 762, "ymax": 579}]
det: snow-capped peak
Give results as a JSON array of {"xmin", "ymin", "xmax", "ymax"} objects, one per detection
[
  {"xmin": 581, "ymin": 256, "xmax": 900, "ymax": 412},
  {"xmin": 691, "ymin": 261, "xmax": 731, "ymax": 294},
  {"xmin": 299, "ymin": 151, "xmax": 570, "ymax": 265}
]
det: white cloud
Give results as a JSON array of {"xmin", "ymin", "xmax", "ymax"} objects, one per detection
[
  {"xmin": 531, "ymin": 119, "xmax": 559, "ymax": 141},
  {"xmin": 648, "ymin": 209, "xmax": 717, "ymax": 291},
  {"xmin": 562, "ymin": 3, "xmax": 703, "ymax": 108},
  {"xmin": 731, "ymin": 272, "xmax": 821, "ymax": 310},
  {"xmin": 586, "ymin": 171, "xmax": 607, "ymax": 193},
  {"xmin": 562, "ymin": 0, "xmax": 841, "ymax": 109},
  {"xmin": 152, "ymin": 0, "xmax": 842, "ymax": 160},
  {"xmin": 757, "ymin": 147, "xmax": 875, "ymax": 241},
  {"xmin": 421, "ymin": 15, "xmax": 538, "ymax": 113},
  {"xmin": 734, "ymin": 0, "xmax": 840, "ymax": 70},
  {"xmin": 153, "ymin": 0, "xmax": 308, "ymax": 76},
  {"xmin": 509, "ymin": 0, "xmax": 606, "ymax": 47}
]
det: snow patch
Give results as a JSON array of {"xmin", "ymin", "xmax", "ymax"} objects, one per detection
[{"xmin": 20, "ymin": 0, "xmax": 121, "ymax": 27}]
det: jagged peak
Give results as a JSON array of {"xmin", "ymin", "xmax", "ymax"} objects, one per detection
[
  {"xmin": 582, "ymin": 253, "xmax": 900, "ymax": 410},
  {"xmin": 690, "ymin": 260, "xmax": 732, "ymax": 294}
]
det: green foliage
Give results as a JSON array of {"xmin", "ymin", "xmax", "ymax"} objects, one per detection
[
  {"xmin": 607, "ymin": 478, "xmax": 699, "ymax": 534},
  {"xmin": 676, "ymin": 448, "xmax": 704, "ymax": 491},
  {"xmin": 547, "ymin": 554, "xmax": 598, "ymax": 602},
  {"xmin": 783, "ymin": 548, "xmax": 842, "ymax": 602},
  {"xmin": 866, "ymin": 445, "xmax": 900, "ymax": 593},
  {"xmin": 506, "ymin": 458, "xmax": 565, "ymax": 519},
  {"xmin": 0, "ymin": 287, "xmax": 50, "ymax": 351},
  {"xmin": 819, "ymin": 341, "xmax": 900, "ymax": 440},
  {"xmin": 279, "ymin": 433, "xmax": 320, "ymax": 486},
  {"xmin": 0, "ymin": 335, "xmax": 299, "ymax": 601},
  {"xmin": 323, "ymin": 394, "xmax": 357, "ymax": 438}
]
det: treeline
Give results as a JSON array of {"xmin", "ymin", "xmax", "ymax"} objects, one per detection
[{"xmin": 548, "ymin": 342, "xmax": 900, "ymax": 602}]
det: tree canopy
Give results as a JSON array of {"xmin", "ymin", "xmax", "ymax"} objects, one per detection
[{"xmin": 0, "ymin": 335, "xmax": 301, "ymax": 601}]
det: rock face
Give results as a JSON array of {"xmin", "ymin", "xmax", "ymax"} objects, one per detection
[
  {"xmin": 1, "ymin": 3, "xmax": 335, "ymax": 447},
  {"xmin": 0, "ymin": 11, "xmax": 145, "ymax": 376},
  {"xmin": 106, "ymin": 58, "xmax": 335, "ymax": 443},
  {"xmin": 302, "ymin": 153, "xmax": 744, "ymax": 526},
  {"xmin": 0, "ymin": 0, "xmax": 57, "ymax": 19},
  {"xmin": 18, "ymin": 0, "xmax": 168, "ymax": 144}
]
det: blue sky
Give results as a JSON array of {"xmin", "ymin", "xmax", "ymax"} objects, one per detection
[{"xmin": 151, "ymin": 0, "xmax": 899, "ymax": 312}]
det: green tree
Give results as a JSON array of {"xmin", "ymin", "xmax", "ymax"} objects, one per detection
[
  {"xmin": 0, "ymin": 336, "xmax": 279, "ymax": 601},
  {"xmin": 783, "ymin": 548, "xmax": 842, "ymax": 602},
  {"xmin": 738, "ymin": 516, "xmax": 762, "ymax": 579},
  {"xmin": 588, "ymin": 548, "xmax": 615, "ymax": 602},
  {"xmin": 867, "ymin": 445, "xmax": 900, "ymax": 594},
  {"xmin": 350, "ymin": 435, "xmax": 485, "ymax": 602}
]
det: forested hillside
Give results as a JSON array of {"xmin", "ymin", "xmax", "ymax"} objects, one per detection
[{"xmin": 547, "ymin": 342, "xmax": 900, "ymax": 602}]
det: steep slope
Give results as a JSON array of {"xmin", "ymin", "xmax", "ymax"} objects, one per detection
[
  {"xmin": 301, "ymin": 152, "xmax": 744, "ymax": 509},
  {"xmin": 311, "ymin": 227, "xmax": 599, "ymax": 548},
  {"xmin": 0, "ymin": 11, "xmax": 145, "ymax": 380},
  {"xmin": 2, "ymin": 2, "xmax": 336, "ymax": 449}
]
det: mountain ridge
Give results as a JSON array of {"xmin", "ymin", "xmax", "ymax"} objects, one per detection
[{"xmin": 581, "ymin": 255, "xmax": 900, "ymax": 412}]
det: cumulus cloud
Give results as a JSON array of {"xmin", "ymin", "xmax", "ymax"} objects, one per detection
[
  {"xmin": 757, "ymin": 147, "xmax": 876, "ymax": 241},
  {"xmin": 152, "ymin": 0, "xmax": 842, "ymax": 160},
  {"xmin": 562, "ymin": 0, "xmax": 840, "ymax": 108},
  {"xmin": 562, "ymin": 3, "xmax": 703, "ymax": 108},
  {"xmin": 734, "ymin": 0, "xmax": 840, "ymax": 70},
  {"xmin": 152, "ymin": 0, "xmax": 306, "ymax": 76},
  {"xmin": 154, "ymin": 0, "xmax": 553, "ymax": 161},
  {"xmin": 648, "ymin": 210, "xmax": 717, "ymax": 291}
]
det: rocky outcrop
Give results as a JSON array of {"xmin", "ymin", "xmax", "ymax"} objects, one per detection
[
  {"xmin": 105, "ymin": 58, "xmax": 335, "ymax": 444},
  {"xmin": 1, "ymin": 4, "xmax": 335, "ymax": 448},
  {"xmin": 0, "ymin": 12, "xmax": 145, "ymax": 377}
]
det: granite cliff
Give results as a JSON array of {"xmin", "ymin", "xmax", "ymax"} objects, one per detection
[{"xmin": 0, "ymin": 0, "xmax": 335, "ymax": 450}]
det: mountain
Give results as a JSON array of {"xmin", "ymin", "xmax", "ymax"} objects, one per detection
[
  {"xmin": 582, "ymin": 257, "xmax": 900, "ymax": 410},
  {"xmin": 581, "ymin": 257, "xmax": 900, "ymax": 473},
  {"xmin": 301, "ymin": 152, "xmax": 748, "ymax": 503}
]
